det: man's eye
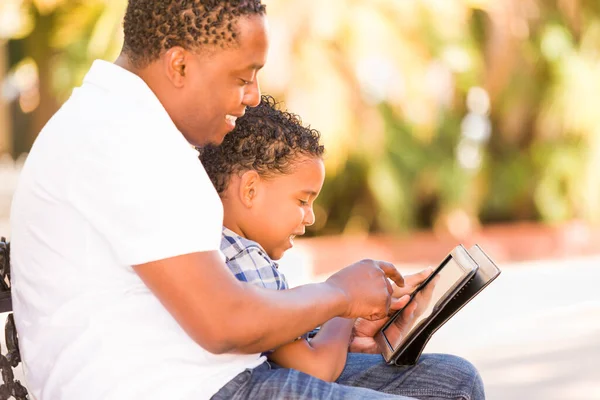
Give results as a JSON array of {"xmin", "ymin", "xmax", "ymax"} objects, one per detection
[{"xmin": 239, "ymin": 78, "xmax": 251, "ymax": 85}]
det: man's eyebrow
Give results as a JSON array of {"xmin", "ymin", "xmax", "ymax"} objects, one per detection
[
  {"xmin": 235, "ymin": 64, "xmax": 264, "ymax": 78},
  {"xmin": 245, "ymin": 63, "xmax": 264, "ymax": 71}
]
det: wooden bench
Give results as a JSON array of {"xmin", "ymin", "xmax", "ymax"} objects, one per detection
[{"xmin": 0, "ymin": 237, "xmax": 29, "ymax": 400}]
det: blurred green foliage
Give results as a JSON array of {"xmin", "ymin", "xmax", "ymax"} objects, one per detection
[
  {"xmin": 1, "ymin": 0, "xmax": 125, "ymax": 151},
  {"xmin": 2, "ymin": 0, "xmax": 600, "ymax": 236}
]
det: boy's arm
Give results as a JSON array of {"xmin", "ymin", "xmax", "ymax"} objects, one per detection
[{"xmin": 267, "ymin": 317, "xmax": 355, "ymax": 382}]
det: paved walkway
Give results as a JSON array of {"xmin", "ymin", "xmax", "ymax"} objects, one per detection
[
  {"xmin": 280, "ymin": 253, "xmax": 600, "ymax": 400},
  {"xmin": 423, "ymin": 256, "xmax": 600, "ymax": 400}
]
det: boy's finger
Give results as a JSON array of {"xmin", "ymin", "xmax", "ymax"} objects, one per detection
[
  {"xmin": 419, "ymin": 266, "xmax": 434, "ymax": 280},
  {"xmin": 410, "ymin": 266, "xmax": 435, "ymax": 286},
  {"xmin": 390, "ymin": 294, "xmax": 411, "ymax": 311},
  {"xmin": 400, "ymin": 266, "xmax": 434, "ymax": 289},
  {"xmin": 402, "ymin": 299, "xmax": 418, "ymax": 319}
]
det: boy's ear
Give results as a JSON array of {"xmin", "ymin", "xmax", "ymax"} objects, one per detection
[{"xmin": 239, "ymin": 170, "xmax": 260, "ymax": 208}]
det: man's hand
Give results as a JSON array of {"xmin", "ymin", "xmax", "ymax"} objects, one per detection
[
  {"xmin": 325, "ymin": 259, "xmax": 404, "ymax": 321},
  {"xmin": 348, "ymin": 267, "xmax": 435, "ymax": 354}
]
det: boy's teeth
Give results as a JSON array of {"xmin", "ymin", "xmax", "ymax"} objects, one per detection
[{"xmin": 226, "ymin": 115, "xmax": 237, "ymax": 123}]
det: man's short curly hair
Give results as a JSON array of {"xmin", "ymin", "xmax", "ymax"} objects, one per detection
[
  {"xmin": 199, "ymin": 95, "xmax": 325, "ymax": 195},
  {"xmin": 123, "ymin": 0, "xmax": 266, "ymax": 68}
]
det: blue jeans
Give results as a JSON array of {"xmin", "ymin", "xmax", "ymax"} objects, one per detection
[{"xmin": 211, "ymin": 353, "xmax": 485, "ymax": 399}]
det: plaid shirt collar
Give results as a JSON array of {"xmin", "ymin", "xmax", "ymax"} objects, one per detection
[{"xmin": 220, "ymin": 227, "xmax": 287, "ymax": 290}]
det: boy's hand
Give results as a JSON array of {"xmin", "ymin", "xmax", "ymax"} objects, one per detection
[
  {"xmin": 349, "ymin": 294, "xmax": 413, "ymax": 353},
  {"xmin": 392, "ymin": 267, "xmax": 434, "ymax": 300},
  {"xmin": 326, "ymin": 259, "xmax": 404, "ymax": 321}
]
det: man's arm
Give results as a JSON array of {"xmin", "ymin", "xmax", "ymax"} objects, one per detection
[
  {"xmin": 134, "ymin": 251, "xmax": 403, "ymax": 355},
  {"xmin": 267, "ymin": 317, "xmax": 355, "ymax": 382}
]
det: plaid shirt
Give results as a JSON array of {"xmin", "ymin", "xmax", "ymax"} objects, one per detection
[
  {"xmin": 220, "ymin": 227, "xmax": 288, "ymax": 291},
  {"xmin": 220, "ymin": 227, "xmax": 318, "ymax": 346}
]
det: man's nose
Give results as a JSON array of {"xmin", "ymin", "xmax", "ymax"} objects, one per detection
[{"xmin": 242, "ymin": 79, "xmax": 261, "ymax": 108}]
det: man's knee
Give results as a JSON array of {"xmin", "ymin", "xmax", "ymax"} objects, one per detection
[
  {"xmin": 452, "ymin": 356, "xmax": 484, "ymax": 400},
  {"xmin": 419, "ymin": 354, "xmax": 485, "ymax": 400}
]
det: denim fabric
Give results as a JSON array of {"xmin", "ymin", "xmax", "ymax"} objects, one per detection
[
  {"xmin": 210, "ymin": 353, "xmax": 485, "ymax": 399},
  {"xmin": 337, "ymin": 353, "xmax": 485, "ymax": 400}
]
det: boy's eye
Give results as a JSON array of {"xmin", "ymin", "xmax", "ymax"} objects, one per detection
[
  {"xmin": 239, "ymin": 78, "xmax": 251, "ymax": 85},
  {"xmin": 298, "ymin": 199, "xmax": 308, "ymax": 206}
]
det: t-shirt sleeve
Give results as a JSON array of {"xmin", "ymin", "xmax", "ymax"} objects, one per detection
[{"xmin": 70, "ymin": 131, "xmax": 223, "ymax": 266}]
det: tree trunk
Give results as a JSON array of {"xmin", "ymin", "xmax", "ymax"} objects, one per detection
[{"xmin": 18, "ymin": 11, "xmax": 59, "ymax": 154}]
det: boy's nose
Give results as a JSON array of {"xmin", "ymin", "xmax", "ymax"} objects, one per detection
[{"xmin": 303, "ymin": 207, "xmax": 315, "ymax": 226}]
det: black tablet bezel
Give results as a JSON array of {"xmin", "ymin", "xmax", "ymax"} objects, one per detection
[{"xmin": 375, "ymin": 245, "xmax": 479, "ymax": 363}]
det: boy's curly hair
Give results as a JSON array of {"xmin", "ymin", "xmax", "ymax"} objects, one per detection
[
  {"xmin": 122, "ymin": 0, "xmax": 266, "ymax": 68},
  {"xmin": 199, "ymin": 95, "xmax": 325, "ymax": 194}
]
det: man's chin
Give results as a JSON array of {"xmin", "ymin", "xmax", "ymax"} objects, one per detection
[
  {"xmin": 209, "ymin": 127, "xmax": 234, "ymax": 146},
  {"xmin": 181, "ymin": 124, "xmax": 231, "ymax": 147},
  {"xmin": 193, "ymin": 134, "xmax": 226, "ymax": 148}
]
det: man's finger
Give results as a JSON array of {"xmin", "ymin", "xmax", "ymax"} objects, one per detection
[
  {"xmin": 377, "ymin": 261, "xmax": 404, "ymax": 287},
  {"xmin": 367, "ymin": 311, "xmax": 388, "ymax": 321},
  {"xmin": 385, "ymin": 276, "xmax": 394, "ymax": 295}
]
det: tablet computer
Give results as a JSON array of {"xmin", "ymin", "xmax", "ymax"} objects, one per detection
[{"xmin": 375, "ymin": 245, "xmax": 479, "ymax": 364}]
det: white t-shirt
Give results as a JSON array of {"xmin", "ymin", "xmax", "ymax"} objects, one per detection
[{"xmin": 9, "ymin": 60, "xmax": 265, "ymax": 400}]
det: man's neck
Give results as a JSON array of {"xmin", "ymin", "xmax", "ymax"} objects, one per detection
[{"xmin": 114, "ymin": 53, "xmax": 138, "ymax": 75}]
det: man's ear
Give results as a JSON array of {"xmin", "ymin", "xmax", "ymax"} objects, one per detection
[
  {"xmin": 239, "ymin": 170, "xmax": 260, "ymax": 208},
  {"xmin": 163, "ymin": 47, "xmax": 187, "ymax": 88}
]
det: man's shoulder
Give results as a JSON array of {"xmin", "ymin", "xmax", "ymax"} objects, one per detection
[{"xmin": 70, "ymin": 61, "xmax": 178, "ymax": 140}]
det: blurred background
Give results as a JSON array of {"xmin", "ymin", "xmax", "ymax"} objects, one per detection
[
  {"xmin": 0, "ymin": 0, "xmax": 599, "ymax": 399},
  {"xmin": 2, "ymin": 0, "xmax": 600, "ymax": 237}
]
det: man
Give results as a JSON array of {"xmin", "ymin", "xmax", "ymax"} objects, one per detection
[{"xmin": 9, "ymin": 1, "xmax": 483, "ymax": 399}]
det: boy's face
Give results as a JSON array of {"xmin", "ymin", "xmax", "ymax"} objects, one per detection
[
  {"xmin": 171, "ymin": 15, "xmax": 269, "ymax": 146},
  {"xmin": 244, "ymin": 156, "xmax": 325, "ymax": 260}
]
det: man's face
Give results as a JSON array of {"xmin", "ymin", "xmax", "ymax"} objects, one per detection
[
  {"xmin": 245, "ymin": 156, "xmax": 326, "ymax": 260},
  {"xmin": 175, "ymin": 15, "xmax": 269, "ymax": 146}
]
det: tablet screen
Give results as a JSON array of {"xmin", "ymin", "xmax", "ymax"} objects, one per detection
[{"xmin": 381, "ymin": 256, "xmax": 474, "ymax": 350}]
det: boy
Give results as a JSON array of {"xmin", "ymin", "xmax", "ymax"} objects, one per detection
[
  {"xmin": 200, "ymin": 95, "xmax": 451, "ymax": 386},
  {"xmin": 200, "ymin": 94, "xmax": 353, "ymax": 381}
]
